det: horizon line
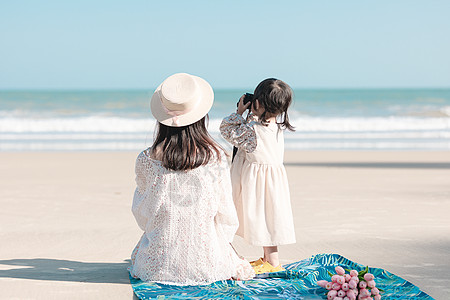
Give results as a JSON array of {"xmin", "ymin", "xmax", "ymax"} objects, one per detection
[{"xmin": 1, "ymin": 86, "xmax": 450, "ymax": 92}]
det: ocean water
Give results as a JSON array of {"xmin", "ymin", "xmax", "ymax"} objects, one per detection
[{"xmin": 0, "ymin": 89, "xmax": 449, "ymax": 151}]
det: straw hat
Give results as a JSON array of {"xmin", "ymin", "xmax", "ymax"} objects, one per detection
[{"xmin": 150, "ymin": 73, "xmax": 214, "ymax": 127}]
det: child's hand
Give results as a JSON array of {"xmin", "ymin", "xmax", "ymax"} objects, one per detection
[{"xmin": 237, "ymin": 95, "xmax": 251, "ymax": 115}]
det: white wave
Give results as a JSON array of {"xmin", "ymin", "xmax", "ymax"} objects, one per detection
[
  {"xmin": 1, "ymin": 115, "xmax": 450, "ymax": 151},
  {"xmin": 0, "ymin": 116, "xmax": 155, "ymax": 133},
  {"xmin": 290, "ymin": 116, "xmax": 450, "ymax": 132},
  {"xmin": 2, "ymin": 140, "xmax": 449, "ymax": 151},
  {"xmin": 1, "ymin": 115, "xmax": 450, "ymax": 133},
  {"xmin": 2, "ymin": 131, "xmax": 449, "ymax": 142}
]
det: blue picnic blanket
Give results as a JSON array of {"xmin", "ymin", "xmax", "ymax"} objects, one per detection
[{"xmin": 130, "ymin": 253, "xmax": 434, "ymax": 299}]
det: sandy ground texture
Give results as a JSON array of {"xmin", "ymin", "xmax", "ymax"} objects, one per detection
[{"xmin": 0, "ymin": 151, "xmax": 449, "ymax": 299}]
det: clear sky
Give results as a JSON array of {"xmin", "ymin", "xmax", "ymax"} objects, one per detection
[{"xmin": 1, "ymin": 0, "xmax": 449, "ymax": 89}]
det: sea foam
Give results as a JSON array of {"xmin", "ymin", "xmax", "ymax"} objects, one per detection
[
  {"xmin": 1, "ymin": 116, "xmax": 449, "ymax": 133},
  {"xmin": 1, "ymin": 115, "xmax": 449, "ymax": 151}
]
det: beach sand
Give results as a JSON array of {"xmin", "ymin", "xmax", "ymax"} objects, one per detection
[{"xmin": 0, "ymin": 151, "xmax": 449, "ymax": 299}]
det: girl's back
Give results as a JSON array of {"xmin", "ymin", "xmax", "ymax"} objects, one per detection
[{"xmin": 245, "ymin": 122, "xmax": 284, "ymax": 165}]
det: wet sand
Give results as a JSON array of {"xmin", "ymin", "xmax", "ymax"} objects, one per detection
[{"xmin": 0, "ymin": 151, "xmax": 449, "ymax": 299}]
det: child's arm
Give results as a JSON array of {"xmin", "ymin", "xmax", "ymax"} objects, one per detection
[{"xmin": 220, "ymin": 113, "xmax": 257, "ymax": 153}]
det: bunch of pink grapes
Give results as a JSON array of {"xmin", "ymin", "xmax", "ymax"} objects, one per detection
[{"xmin": 317, "ymin": 266, "xmax": 381, "ymax": 300}]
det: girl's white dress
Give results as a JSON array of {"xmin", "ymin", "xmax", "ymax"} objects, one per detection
[
  {"xmin": 220, "ymin": 113, "xmax": 296, "ymax": 246},
  {"xmin": 128, "ymin": 148, "xmax": 254, "ymax": 285}
]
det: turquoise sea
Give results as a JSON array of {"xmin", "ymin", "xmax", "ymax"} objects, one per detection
[{"xmin": 0, "ymin": 89, "xmax": 449, "ymax": 151}]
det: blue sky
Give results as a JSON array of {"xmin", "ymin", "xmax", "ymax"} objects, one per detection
[{"xmin": 1, "ymin": 0, "xmax": 449, "ymax": 89}]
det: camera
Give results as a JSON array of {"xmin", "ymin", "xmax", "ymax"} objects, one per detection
[{"xmin": 236, "ymin": 93, "xmax": 254, "ymax": 108}]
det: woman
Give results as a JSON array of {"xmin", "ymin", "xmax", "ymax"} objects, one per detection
[{"xmin": 128, "ymin": 73, "xmax": 254, "ymax": 285}]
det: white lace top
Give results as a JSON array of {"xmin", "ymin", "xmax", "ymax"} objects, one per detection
[{"xmin": 128, "ymin": 148, "xmax": 254, "ymax": 285}]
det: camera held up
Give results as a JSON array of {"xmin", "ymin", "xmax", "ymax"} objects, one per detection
[{"xmin": 236, "ymin": 93, "xmax": 254, "ymax": 109}]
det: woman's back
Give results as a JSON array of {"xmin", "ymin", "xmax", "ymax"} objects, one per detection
[{"xmin": 129, "ymin": 148, "xmax": 248, "ymax": 285}]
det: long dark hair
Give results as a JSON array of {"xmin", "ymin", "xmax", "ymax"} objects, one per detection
[
  {"xmin": 253, "ymin": 78, "xmax": 295, "ymax": 131},
  {"xmin": 151, "ymin": 115, "xmax": 223, "ymax": 171}
]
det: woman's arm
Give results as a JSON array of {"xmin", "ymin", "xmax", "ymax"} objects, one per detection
[
  {"xmin": 131, "ymin": 152, "xmax": 150, "ymax": 231},
  {"xmin": 214, "ymin": 154, "xmax": 239, "ymax": 242}
]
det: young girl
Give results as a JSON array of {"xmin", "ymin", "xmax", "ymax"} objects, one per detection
[
  {"xmin": 220, "ymin": 78, "xmax": 296, "ymax": 273},
  {"xmin": 128, "ymin": 73, "xmax": 254, "ymax": 285}
]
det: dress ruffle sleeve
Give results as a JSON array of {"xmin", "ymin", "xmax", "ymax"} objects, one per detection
[
  {"xmin": 220, "ymin": 113, "xmax": 257, "ymax": 153},
  {"xmin": 214, "ymin": 154, "xmax": 239, "ymax": 243}
]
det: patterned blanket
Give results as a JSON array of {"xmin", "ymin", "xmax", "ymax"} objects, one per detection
[{"xmin": 130, "ymin": 253, "xmax": 433, "ymax": 299}]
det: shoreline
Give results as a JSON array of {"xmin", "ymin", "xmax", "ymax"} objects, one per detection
[{"xmin": 0, "ymin": 151, "xmax": 449, "ymax": 299}]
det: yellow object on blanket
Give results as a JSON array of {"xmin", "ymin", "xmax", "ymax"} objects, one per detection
[{"xmin": 251, "ymin": 258, "xmax": 286, "ymax": 274}]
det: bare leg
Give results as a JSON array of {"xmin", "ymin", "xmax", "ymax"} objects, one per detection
[{"xmin": 263, "ymin": 246, "xmax": 279, "ymax": 266}]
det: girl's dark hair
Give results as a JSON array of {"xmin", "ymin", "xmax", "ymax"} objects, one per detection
[
  {"xmin": 151, "ymin": 115, "xmax": 223, "ymax": 171},
  {"xmin": 253, "ymin": 78, "xmax": 295, "ymax": 131}
]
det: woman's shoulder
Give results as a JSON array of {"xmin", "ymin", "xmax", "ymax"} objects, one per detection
[
  {"xmin": 137, "ymin": 147, "xmax": 151, "ymax": 162},
  {"xmin": 207, "ymin": 147, "xmax": 229, "ymax": 167},
  {"xmin": 136, "ymin": 146, "xmax": 228, "ymax": 172},
  {"xmin": 214, "ymin": 147, "xmax": 228, "ymax": 157},
  {"xmin": 136, "ymin": 147, "xmax": 161, "ymax": 169}
]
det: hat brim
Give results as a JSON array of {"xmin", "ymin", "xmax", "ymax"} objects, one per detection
[{"xmin": 150, "ymin": 75, "xmax": 214, "ymax": 127}]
